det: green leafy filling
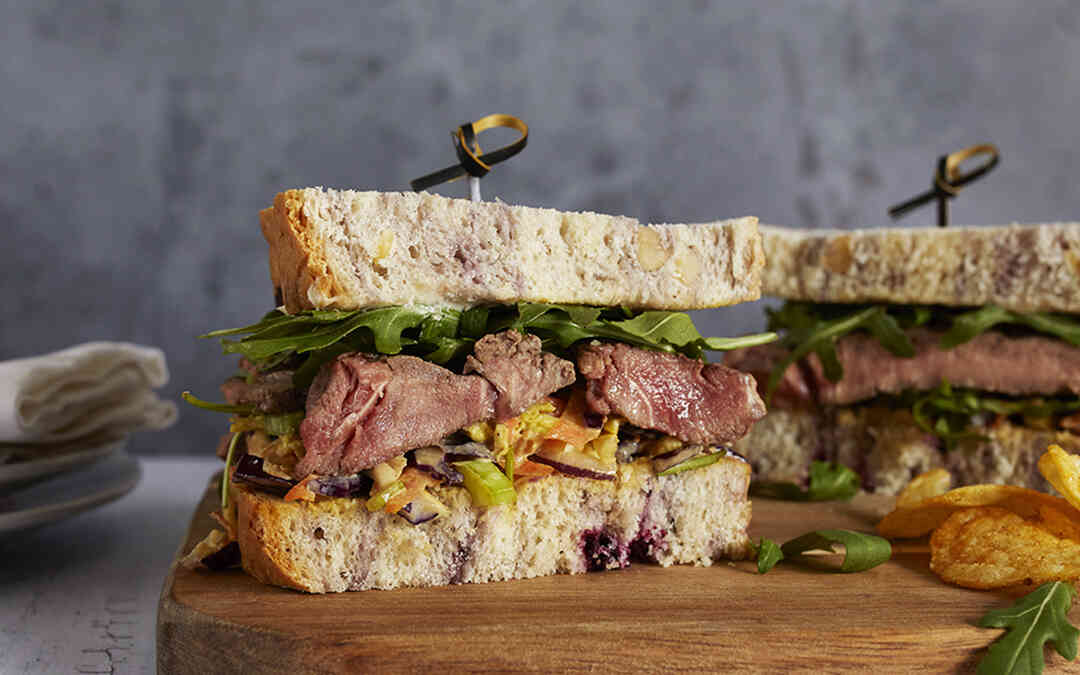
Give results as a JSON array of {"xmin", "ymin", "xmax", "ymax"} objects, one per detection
[
  {"xmin": 903, "ymin": 382, "xmax": 1080, "ymax": 451},
  {"xmin": 204, "ymin": 303, "xmax": 777, "ymax": 391},
  {"xmin": 765, "ymin": 301, "xmax": 1080, "ymax": 402},
  {"xmin": 751, "ymin": 460, "xmax": 861, "ymax": 502},
  {"xmin": 765, "ymin": 302, "xmax": 1080, "ymax": 446},
  {"xmin": 977, "ymin": 581, "xmax": 1078, "ymax": 675},
  {"xmin": 764, "ymin": 302, "xmax": 932, "ymax": 401}
]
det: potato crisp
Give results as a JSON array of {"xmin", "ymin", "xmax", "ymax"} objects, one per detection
[{"xmin": 879, "ymin": 445, "xmax": 1080, "ymax": 589}]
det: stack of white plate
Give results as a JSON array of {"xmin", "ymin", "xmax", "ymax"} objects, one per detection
[{"xmin": 0, "ymin": 438, "xmax": 140, "ymax": 534}]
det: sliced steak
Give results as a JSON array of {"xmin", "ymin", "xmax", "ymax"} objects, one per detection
[
  {"xmin": 464, "ymin": 330, "xmax": 576, "ymax": 420},
  {"xmin": 724, "ymin": 343, "xmax": 815, "ymax": 406},
  {"xmin": 297, "ymin": 354, "xmax": 496, "ymax": 476},
  {"xmin": 814, "ymin": 329, "xmax": 1080, "ymax": 405},
  {"xmin": 746, "ymin": 328, "xmax": 1080, "ymax": 407},
  {"xmin": 220, "ymin": 370, "xmax": 301, "ymax": 413},
  {"xmin": 577, "ymin": 342, "xmax": 767, "ymax": 446}
]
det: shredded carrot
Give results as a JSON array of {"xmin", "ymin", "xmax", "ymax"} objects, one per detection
[
  {"xmin": 545, "ymin": 389, "xmax": 602, "ymax": 449},
  {"xmin": 384, "ymin": 468, "xmax": 439, "ymax": 513},
  {"xmin": 283, "ymin": 475, "xmax": 319, "ymax": 502},
  {"xmin": 514, "ymin": 458, "xmax": 555, "ymax": 478}
]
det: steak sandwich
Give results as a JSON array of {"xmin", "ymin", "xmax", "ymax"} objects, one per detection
[
  {"xmin": 726, "ymin": 223, "xmax": 1080, "ymax": 495},
  {"xmin": 182, "ymin": 188, "xmax": 774, "ymax": 592}
]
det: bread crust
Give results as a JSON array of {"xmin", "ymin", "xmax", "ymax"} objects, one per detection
[
  {"xmin": 761, "ymin": 223, "xmax": 1080, "ymax": 312},
  {"xmin": 235, "ymin": 457, "xmax": 753, "ymax": 593},
  {"xmin": 260, "ymin": 188, "xmax": 763, "ymax": 312}
]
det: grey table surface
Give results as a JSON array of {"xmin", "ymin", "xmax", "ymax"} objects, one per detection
[{"xmin": 1, "ymin": 457, "xmax": 219, "ymax": 675}]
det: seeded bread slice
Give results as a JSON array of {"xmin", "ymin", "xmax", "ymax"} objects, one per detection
[
  {"xmin": 236, "ymin": 456, "xmax": 753, "ymax": 593},
  {"xmin": 260, "ymin": 188, "xmax": 763, "ymax": 312},
  {"xmin": 760, "ymin": 223, "xmax": 1080, "ymax": 313},
  {"xmin": 733, "ymin": 406, "xmax": 1080, "ymax": 496}
]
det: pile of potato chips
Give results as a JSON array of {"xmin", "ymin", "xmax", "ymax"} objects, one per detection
[{"xmin": 877, "ymin": 445, "xmax": 1080, "ymax": 589}]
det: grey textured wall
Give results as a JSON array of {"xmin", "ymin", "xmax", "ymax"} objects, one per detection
[{"xmin": 3, "ymin": 1, "xmax": 1079, "ymax": 455}]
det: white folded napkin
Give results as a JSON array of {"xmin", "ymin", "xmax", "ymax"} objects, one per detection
[{"xmin": 0, "ymin": 342, "xmax": 178, "ymax": 444}]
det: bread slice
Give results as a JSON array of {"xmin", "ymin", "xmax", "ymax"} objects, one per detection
[
  {"xmin": 760, "ymin": 223, "xmax": 1080, "ymax": 313},
  {"xmin": 260, "ymin": 188, "xmax": 763, "ymax": 312},
  {"xmin": 734, "ymin": 406, "xmax": 1080, "ymax": 496},
  {"xmin": 236, "ymin": 456, "xmax": 753, "ymax": 593}
]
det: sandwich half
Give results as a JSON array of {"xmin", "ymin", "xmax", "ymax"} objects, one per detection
[
  {"xmin": 182, "ymin": 188, "xmax": 773, "ymax": 592},
  {"xmin": 726, "ymin": 223, "xmax": 1080, "ymax": 495}
]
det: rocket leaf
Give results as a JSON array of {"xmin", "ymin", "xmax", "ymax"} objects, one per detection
[
  {"xmin": 755, "ymin": 538, "xmax": 784, "ymax": 574},
  {"xmin": 751, "ymin": 461, "xmax": 861, "ymax": 502},
  {"xmin": 779, "ymin": 529, "xmax": 891, "ymax": 573},
  {"xmin": 941, "ymin": 305, "xmax": 1080, "ymax": 349},
  {"xmin": 977, "ymin": 581, "xmax": 1078, "ymax": 675}
]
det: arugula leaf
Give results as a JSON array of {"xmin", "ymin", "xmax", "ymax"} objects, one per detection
[
  {"xmin": 419, "ymin": 310, "xmax": 461, "ymax": 342},
  {"xmin": 211, "ymin": 304, "xmax": 771, "ymax": 369},
  {"xmin": 459, "ymin": 306, "xmax": 491, "ymax": 338},
  {"xmin": 977, "ymin": 581, "xmax": 1078, "ymax": 675},
  {"xmin": 864, "ymin": 310, "xmax": 916, "ymax": 357},
  {"xmin": 751, "ymin": 461, "xmax": 861, "ymax": 502},
  {"xmin": 192, "ymin": 303, "xmax": 779, "ymax": 418},
  {"xmin": 181, "ymin": 391, "xmax": 253, "ymax": 415},
  {"xmin": 202, "ymin": 309, "xmax": 353, "ymax": 339},
  {"xmin": 755, "ymin": 538, "xmax": 784, "ymax": 574},
  {"xmin": 807, "ymin": 460, "xmax": 861, "ymax": 501},
  {"xmin": 908, "ymin": 381, "xmax": 1080, "ymax": 450},
  {"xmin": 564, "ymin": 305, "xmax": 604, "ymax": 327},
  {"xmin": 765, "ymin": 306, "xmax": 884, "ymax": 402},
  {"xmin": 220, "ymin": 307, "xmax": 431, "ymax": 361},
  {"xmin": 814, "ymin": 343, "xmax": 844, "ymax": 382},
  {"xmin": 779, "ymin": 529, "xmax": 891, "ymax": 573},
  {"xmin": 609, "ymin": 311, "xmax": 705, "ymax": 347},
  {"xmin": 942, "ymin": 305, "xmax": 1080, "ymax": 349},
  {"xmin": 421, "ymin": 336, "xmax": 476, "ymax": 365},
  {"xmin": 290, "ymin": 343, "xmax": 354, "ymax": 390},
  {"xmin": 940, "ymin": 305, "xmax": 1014, "ymax": 349}
]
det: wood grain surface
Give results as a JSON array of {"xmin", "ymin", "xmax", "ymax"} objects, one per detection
[{"xmin": 157, "ymin": 478, "xmax": 1080, "ymax": 673}]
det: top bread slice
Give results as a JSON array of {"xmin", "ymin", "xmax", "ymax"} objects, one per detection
[
  {"xmin": 760, "ymin": 223, "xmax": 1080, "ymax": 313},
  {"xmin": 260, "ymin": 188, "xmax": 763, "ymax": 312}
]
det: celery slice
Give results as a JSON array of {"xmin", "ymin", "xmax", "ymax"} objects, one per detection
[
  {"xmin": 453, "ymin": 459, "xmax": 516, "ymax": 506},
  {"xmin": 230, "ymin": 411, "xmax": 304, "ymax": 437},
  {"xmin": 504, "ymin": 444, "xmax": 515, "ymax": 483},
  {"xmin": 366, "ymin": 480, "xmax": 405, "ymax": 512},
  {"xmin": 656, "ymin": 452, "xmax": 722, "ymax": 477},
  {"xmin": 262, "ymin": 411, "xmax": 305, "ymax": 437}
]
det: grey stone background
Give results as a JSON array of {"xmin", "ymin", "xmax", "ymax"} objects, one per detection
[{"xmin": 2, "ymin": 1, "xmax": 1078, "ymax": 455}]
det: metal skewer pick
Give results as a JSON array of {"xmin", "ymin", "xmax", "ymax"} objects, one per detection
[
  {"xmin": 887, "ymin": 143, "xmax": 1000, "ymax": 227},
  {"xmin": 410, "ymin": 114, "xmax": 529, "ymax": 202}
]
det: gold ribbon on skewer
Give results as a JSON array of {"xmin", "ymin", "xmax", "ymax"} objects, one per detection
[
  {"xmin": 888, "ymin": 143, "xmax": 1000, "ymax": 227},
  {"xmin": 410, "ymin": 114, "xmax": 529, "ymax": 192}
]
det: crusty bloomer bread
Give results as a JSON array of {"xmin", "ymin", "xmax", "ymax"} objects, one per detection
[
  {"xmin": 734, "ymin": 407, "xmax": 1080, "ymax": 496},
  {"xmin": 760, "ymin": 224, "xmax": 1080, "ymax": 313},
  {"xmin": 261, "ymin": 188, "xmax": 764, "ymax": 312},
  {"xmin": 237, "ymin": 457, "xmax": 753, "ymax": 593}
]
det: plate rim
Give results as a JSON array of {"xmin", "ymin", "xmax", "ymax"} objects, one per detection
[
  {"xmin": 0, "ymin": 452, "xmax": 141, "ymax": 534},
  {"xmin": 0, "ymin": 436, "xmax": 128, "ymax": 490}
]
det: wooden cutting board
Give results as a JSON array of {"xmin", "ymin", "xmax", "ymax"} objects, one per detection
[{"xmin": 158, "ymin": 477, "xmax": 1079, "ymax": 673}]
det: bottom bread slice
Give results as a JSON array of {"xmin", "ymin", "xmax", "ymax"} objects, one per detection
[
  {"xmin": 236, "ymin": 456, "xmax": 753, "ymax": 593},
  {"xmin": 735, "ymin": 407, "xmax": 1080, "ymax": 495}
]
